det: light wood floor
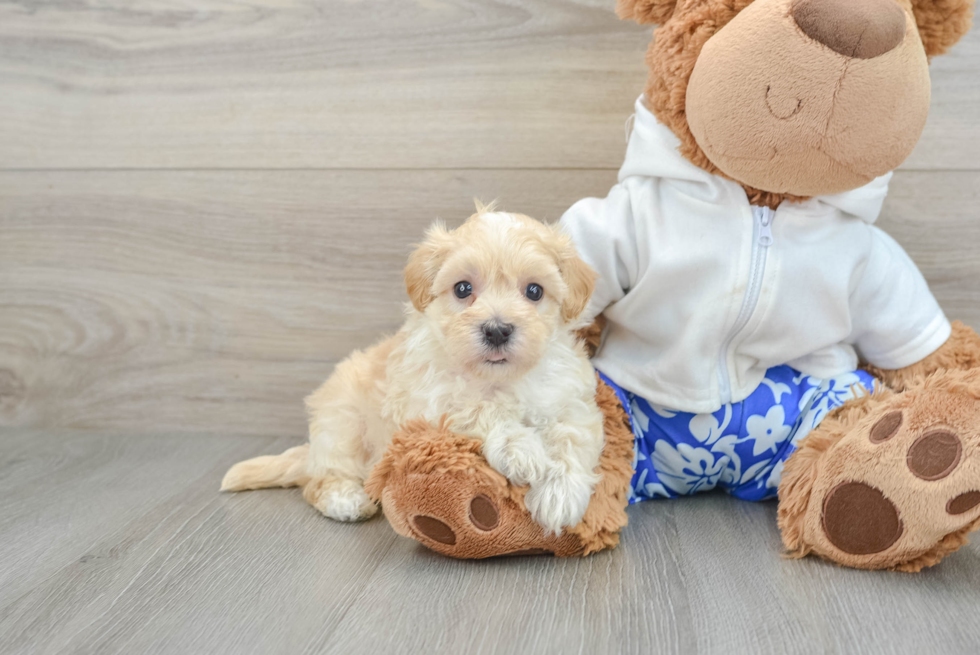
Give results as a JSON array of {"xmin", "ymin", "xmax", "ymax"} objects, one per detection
[{"xmin": 1, "ymin": 1, "xmax": 979, "ymax": 653}]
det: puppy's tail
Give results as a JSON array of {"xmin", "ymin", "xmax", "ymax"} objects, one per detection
[{"xmin": 220, "ymin": 444, "xmax": 311, "ymax": 492}]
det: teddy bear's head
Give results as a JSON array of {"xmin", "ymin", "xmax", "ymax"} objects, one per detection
[{"xmin": 618, "ymin": 0, "xmax": 974, "ymax": 205}]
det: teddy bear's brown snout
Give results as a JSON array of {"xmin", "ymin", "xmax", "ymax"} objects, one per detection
[{"xmin": 791, "ymin": 0, "xmax": 906, "ymax": 60}]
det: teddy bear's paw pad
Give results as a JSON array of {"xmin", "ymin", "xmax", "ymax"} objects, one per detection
[
  {"xmin": 948, "ymin": 491, "xmax": 980, "ymax": 514},
  {"xmin": 412, "ymin": 515, "xmax": 457, "ymax": 545},
  {"xmin": 822, "ymin": 482, "xmax": 903, "ymax": 555},
  {"xmin": 866, "ymin": 407, "xmax": 971, "ymax": 481},
  {"xmin": 468, "ymin": 494, "xmax": 500, "ymax": 531},
  {"xmin": 410, "ymin": 495, "xmax": 500, "ymax": 545},
  {"xmin": 869, "ymin": 410, "xmax": 902, "ymax": 443},
  {"xmin": 905, "ymin": 429, "xmax": 962, "ymax": 480},
  {"xmin": 396, "ymin": 485, "xmax": 578, "ymax": 558}
]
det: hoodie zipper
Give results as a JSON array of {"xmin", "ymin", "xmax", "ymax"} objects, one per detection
[{"xmin": 717, "ymin": 205, "xmax": 775, "ymax": 405}]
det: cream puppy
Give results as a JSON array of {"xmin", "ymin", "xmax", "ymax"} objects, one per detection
[{"xmin": 222, "ymin": 207, "xmax": 604, "ymax": 534}]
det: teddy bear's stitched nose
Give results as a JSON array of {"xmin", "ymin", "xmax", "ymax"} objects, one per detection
[{"xmin": 792, "ymin": 0, "xmax": 906, "ymax": 59}]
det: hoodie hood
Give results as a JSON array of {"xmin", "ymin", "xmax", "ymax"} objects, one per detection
[{"xmin": 618, "ymin": 96, "xmax": 891, "ymax": 226}]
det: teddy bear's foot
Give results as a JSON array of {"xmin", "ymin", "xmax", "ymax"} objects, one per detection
[
  {"xmin": 364, "ymin": 377, "xmax": 635, "ymax": 559},
  {"xmin": 364, "ymin": 419, "xmax": 585, "ymax": 558},
  {"xmin": 779, "ymin": 369, "xmax": 980, "ymax": 571}
]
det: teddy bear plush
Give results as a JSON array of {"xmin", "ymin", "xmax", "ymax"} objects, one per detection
[{"xmin": 365, "ymin": 0, "xmax": 980, "ymax": 571}]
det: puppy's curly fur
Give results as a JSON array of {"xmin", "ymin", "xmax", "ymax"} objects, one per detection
[{"xmin": 222, "ymin": 208, "xmax": 606, "ymax": 534}]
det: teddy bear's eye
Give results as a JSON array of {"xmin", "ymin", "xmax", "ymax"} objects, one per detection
[
  {"xmin": 525, "ymin": 283, "xmax": 543, "ymax": 302},
  {"xmin": 453, "ymin": 281, "xmax": 473, "ymax": 299}
]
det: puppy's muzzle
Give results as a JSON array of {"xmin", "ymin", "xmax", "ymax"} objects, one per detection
[{"xmin": 481, "ymin": 321, "xmax": 515, "ymax": 348}]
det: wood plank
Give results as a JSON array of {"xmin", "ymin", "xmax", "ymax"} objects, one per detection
[
  {"xmin": 0, "ymin": 0, "xmax": 976, "ymax": 170},
  {"xmin": 323, "ymin": 498, "xmax": 980, "ymax": 655},
  {"xmin": 1, "ymin": 431, "xmax": 978, "ymax": 654},
  {"xmin": 0, "ymin": 430, "xmax": 279, "ymax": 603},
  {"xmin": 666, "ymin": 499, "xmax": 980, "ymax": 655},
  {"xmin": 2, "ymin": 169, "xmax": 978, "ymax": 436},
  {"xmin": 0, "ymin": 430, "xmax": 399, "ymax": 655},
  {"xmin": 909, "ymin": 24, "xmax": 980, "ymax": 171}
]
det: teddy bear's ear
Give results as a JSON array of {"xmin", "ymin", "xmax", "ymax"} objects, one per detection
[
  {"xmin": 909, "ymin": 0, "xmax": 975, "ymax": 58},
  {"xmin": 615, "ymin": 0, "xmax": 678, "ymax": 24}
]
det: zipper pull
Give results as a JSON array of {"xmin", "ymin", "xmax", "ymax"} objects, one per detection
[{"xmin": 758, "ymin": 207, "xmax": 774, "ymax": 247}]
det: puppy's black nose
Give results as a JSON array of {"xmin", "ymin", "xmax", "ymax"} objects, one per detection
[{"xmin": 482, "ymin": 322, "xmax": 514, "ymax": 347}]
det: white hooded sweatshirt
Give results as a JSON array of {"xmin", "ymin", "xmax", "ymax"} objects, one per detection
[{"xmin": 560, "ymin": 97, "xmax": 951, "ymax": 414}]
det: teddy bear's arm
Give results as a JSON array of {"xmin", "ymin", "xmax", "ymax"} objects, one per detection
[{"xmin": 867, "ymin": 321, "xmax": 980, "ymax": 392}]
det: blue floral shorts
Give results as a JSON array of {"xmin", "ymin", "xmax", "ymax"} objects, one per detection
[{"xmin": 599, "ymin": 366, "xmax": 877, "ymax": 503}]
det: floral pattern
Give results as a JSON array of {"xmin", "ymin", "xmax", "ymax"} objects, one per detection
[{"xmin": 601, "ymin": 365, "xmax": 877, "ymax": 503}]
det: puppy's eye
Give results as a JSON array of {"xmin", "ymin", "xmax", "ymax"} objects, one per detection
[
  {"xmin": 525, "ymin": 283, "xmax": 543, "ymax": 302},
  {"xmin": 453, "ymin": 281, "xmax": 473, "ymax": 299}
]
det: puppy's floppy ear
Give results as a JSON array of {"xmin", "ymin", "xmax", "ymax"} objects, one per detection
[
  {"xmin": 616, "ymin": 0, "xmax": 678, "ymax": 24},
  {"xmin": 404, "ymin": 222, "xmax": 452, "ymax": 313},
  {"xmin": 910, "ymin": 0, "xmax": 974, "ymax": 57},
  {"xmin": 553, "ymin": 231, "xmax": 596, "ymax": 324}
]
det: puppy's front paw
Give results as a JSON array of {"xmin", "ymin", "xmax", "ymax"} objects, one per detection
[
  {"xmin": 482, "ymin": 437, "xmax": 549, "ymax": 487},
  {"xmin": 525, "ymin": 473, "xmax": 597, "ymax": 535},
  {"xmin": 303, "ymin": 477, "xmax": 378, "ymax": 522}
]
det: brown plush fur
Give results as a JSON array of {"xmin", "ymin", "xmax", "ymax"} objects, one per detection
[
  {"xmin": 895, "ymin": 518, "xmax": 980, "ymax": 573},
  {"xmin": 575, "ymin": 315, "xmax": 607, "ymax": 358},
  {"xmin": 366, "ymin": 376, "xmax": 634, "ymax": 558},
  {"xmin": 566, "ymin": 376, "xmax": 635, "ymax": 554},
  {"xmin": 616, "ymin": 0, "xmax": 677, "ymax": 24},
  {"xmin": 911, "ymin": 0, "xmax": 976, "ymax": 57}
]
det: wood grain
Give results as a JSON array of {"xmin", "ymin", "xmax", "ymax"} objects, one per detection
[
  {"xmin": 0, "ymin": 169, "xmax": 617, "ymax": 435},
  {"xmin": 0, "ymin": 0, "xmax": 976, "ymax": 170},
  {"xmin": 2, "ymin": 169, "xmax": 978, "ymax": 437},
  {"xmin": 1, "ymin": 430, "xmax": 978, "ymax": 655},
  {"xmin": 0, "ymin": 430, "xmax": 400, "ymax": 655}
]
